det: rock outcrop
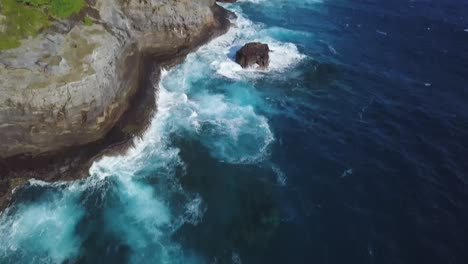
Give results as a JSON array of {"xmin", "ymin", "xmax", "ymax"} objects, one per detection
[
  {"xmin": 235, "ymin": 42, "xmax": 270, "ymax": 69},
  {"xmin": 0, "ymin": 0, "xmax": 228, "ymax": 159}
]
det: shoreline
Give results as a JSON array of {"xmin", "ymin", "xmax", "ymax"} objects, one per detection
[{"xmin": 0, "ymin": 4, "xmax": 232, "ymax": 211}]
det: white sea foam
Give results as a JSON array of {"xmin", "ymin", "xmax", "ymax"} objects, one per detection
[
  {"xmin": 235, "ymin": 0, "xmax": 323, "ymax": 6},
  {"xmin": 236, "ymin": 0, "xmax": 323, "ymax": 4},
  {"xmin": 181, "ymin": 194, "xmax": 206, "ymax": 226},
  {"xmin": 87, "ymin": 83, "xmax": 192, "ymax": 263},
  {"xmin": 216, "ymin": 41, "xmax": 305, "ymax": 80},
  {"xmin": 157, "ymin": 72, "xmax": 274, "ymax": 164},
  {"xmin": 236, "ymin": 0, "xmax": 265, "ymax": 3},
  {"xmin": 0, "ymin": 182, "xmax": 85, "ymax": 263},
  {"xmin": 271, "ymin": 164, "xmax": 287, "ymax": 186},
  {"xmin": 201, "ymin": 8, "xmax": 306, "ymax": 80}
]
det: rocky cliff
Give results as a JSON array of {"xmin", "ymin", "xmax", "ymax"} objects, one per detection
[{"xmin": 0, "ymin": 0, "xmax": 228, "ymax": 158}]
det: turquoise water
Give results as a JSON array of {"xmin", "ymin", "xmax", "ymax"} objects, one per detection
[{"xmin": 2, "ymin": 0, "xmax": 468, "ymax": 263}]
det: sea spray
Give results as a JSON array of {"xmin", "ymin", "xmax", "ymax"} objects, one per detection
[{"xmin": 0, "ymin": 180, "xmax": 85, "ymax": 263}]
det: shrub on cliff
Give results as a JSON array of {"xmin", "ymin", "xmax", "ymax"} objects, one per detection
[
  {"xmin": 0, "ymin": 0, "xmax": 49, "ymax": 50},
  {"xmin": 17, "ymin": 0, "xmax": 85, "ymax": 18},
  {"xmin": 0, "ymin": 0, "xmax": 85, "ymax": 50}
]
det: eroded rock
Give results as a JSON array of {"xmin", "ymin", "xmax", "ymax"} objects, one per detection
[{"xmin": 235, "ymin": 42, "xmax": 270, "ymax": 69}]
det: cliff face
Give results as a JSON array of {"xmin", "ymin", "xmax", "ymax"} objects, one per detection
[{"xmin": 0, "ymin": 0, "xmax": 223, "ymax": 158}]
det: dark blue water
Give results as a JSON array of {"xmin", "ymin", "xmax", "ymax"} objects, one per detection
[
  {"xmin": 238, "ymin": 1, "xmax": 468, "ymax": 263},
  {"xmin": 1, "ymin": 0, "xmax": 468, "ymax": 263}
]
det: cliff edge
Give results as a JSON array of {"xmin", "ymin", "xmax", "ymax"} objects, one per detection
[
  {"xmin": 0, "ymin": 0, "xmax": 230, "ymax": 209},
  {"xmin": 0, "ymin": 0, "xmax": 227, "ymax": 158}
]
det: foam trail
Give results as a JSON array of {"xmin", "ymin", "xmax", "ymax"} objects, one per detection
[{"xmin": 271, "ymin": 164, "xmax": 287, "ymax": 186}]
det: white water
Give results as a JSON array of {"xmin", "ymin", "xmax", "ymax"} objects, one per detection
[{"xmin": 211, "ymin": 6, "xmax": 306, "ymax": 80}]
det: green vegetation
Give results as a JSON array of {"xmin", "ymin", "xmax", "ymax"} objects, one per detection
[
  {"xmin": 84, "ymin": 16, "xmax": 93, "ymax": 26},
  {"xmin": 50, "ymin": 0, "xmax": 85, "ymax": 18},
  {"xmin": 16, "ymin": 0, "xmax": 85, "ymax": 18},
  {"xmin": 0, "ymin": 0, "xmax": 49, "ymax": 50},
  {"xmin": 0, "ymin": 0, "xmax": 86, "ymax": 50}
]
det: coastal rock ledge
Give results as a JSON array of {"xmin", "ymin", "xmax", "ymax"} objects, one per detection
[{"xmin": 0, "ymin": 0, "xmax": 228, "ymax": 159}]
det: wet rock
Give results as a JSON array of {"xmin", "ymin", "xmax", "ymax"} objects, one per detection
[{"xmin": 235, "ymin": 42, "xmax": 270, "ymax": 69}]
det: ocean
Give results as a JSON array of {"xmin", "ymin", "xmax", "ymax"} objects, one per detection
[{"xmin": 1, "ymin": 0, "xmax": 468, "ymax": 263}]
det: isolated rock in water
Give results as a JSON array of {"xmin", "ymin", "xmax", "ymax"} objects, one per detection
[{"xmin": 235, "ymin": 42, "xmax": 270, "ymax": 69}]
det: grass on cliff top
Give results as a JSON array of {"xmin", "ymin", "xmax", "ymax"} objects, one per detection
[
  {"xmin": 18, "ymin": 0, "xmax": 85, "ymax": 18},
  {"xmin": 84, "ymin": 15, "xmax": 92, "ymax": 26},
  {"xmin": 0, "ymin": 0, "xmax": 85, "ymax": 50}
]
